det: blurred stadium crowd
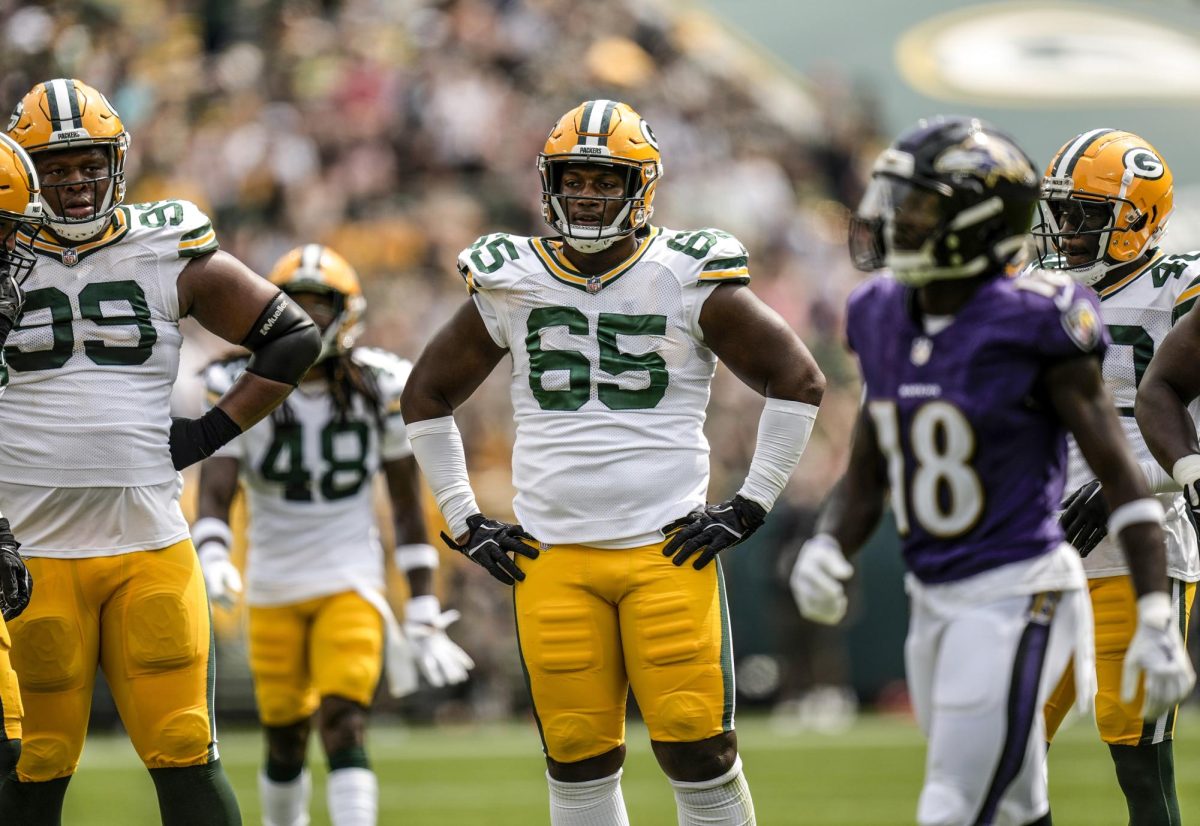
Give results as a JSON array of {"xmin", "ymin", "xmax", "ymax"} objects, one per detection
[{"xmin": 0, "ymin": 0, "xmax": 886, "ymax": 723}]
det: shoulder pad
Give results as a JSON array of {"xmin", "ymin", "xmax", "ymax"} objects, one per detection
[
  {"xmin": 658, "ymin": 228, "xmax": 749, "ymax": 288},
  {"xmin": 124, "ymin": 199, "xmax": 219, "ymax": 259},
  {"xmin": 1009, "ymin": 272, "xmax": 1104, "ymax": 354},
  {"xmin": 201, "ymin": 355, "xmax": 249, "ymax": 404},
  {"xmin": 457, "ymin": 233, "xmax": 531, "ymax": 294},
  {"xmin": 351, "ymin": 347, "xmax": 411, "ymax": 411}
]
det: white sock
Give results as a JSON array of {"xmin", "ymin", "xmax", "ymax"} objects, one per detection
[
  {"xmin": 669, "ymin": 756, "xmax": 756, "ymax": 826},
  {"xmin": 259, "ymin": 769, "xmax": 311, "ymax": 826},
  {"xmin": 326, "ymin": 767, "xmax": 378, "ymax": 826},
  {"xmin": 547, "ymin": 769, "xmax": 630, "ymax": 826}
]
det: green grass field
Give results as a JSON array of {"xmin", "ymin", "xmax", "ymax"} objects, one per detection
[{"xmin": 58, "ymin": 710, "xmax": 1200, "ymax": 824}]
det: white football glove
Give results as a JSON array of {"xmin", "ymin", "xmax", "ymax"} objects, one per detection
[
  {"xmin": 404, "ymin": 595, "xmax": 475, "ymax": 687},
  {"xmin": 197, "ymin": 541, "xmax": 243, "ymax": 610},
  {"xmin": 1122, "ymin": 592, "xmax": 1196, "ymax": 719},
  {"xmin": 790, "ymin": 534, "xmax": 854, "ymax": 625}
]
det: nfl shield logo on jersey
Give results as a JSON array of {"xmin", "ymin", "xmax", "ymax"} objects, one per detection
[
  {"xmin": 61, "ymin": 247, "xmax": 79, "ymax": 266},
  {"xmin": 586, "ymin": 276, "xmax": 602, "ymax": 295}
]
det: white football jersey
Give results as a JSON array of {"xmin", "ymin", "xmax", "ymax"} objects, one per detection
[
  {"xmin": 204, "ymin": 347, "xmax": 413, "ymax": 606},
  {"xmin": 460, "ymin": 226, "xmax": 751, "ymax": 547},
  {"xmin": 1058, "ymin": 252, "xmax": 1200, "ymax": 580},
  {"xmin": 0, "ymin": 200, "xmax": 218, "ymax": 556}
]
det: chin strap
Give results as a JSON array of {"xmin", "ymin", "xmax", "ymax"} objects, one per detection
[{"xmin": 563, "ymin": 235, "xmax": 622, "ymax": 253}]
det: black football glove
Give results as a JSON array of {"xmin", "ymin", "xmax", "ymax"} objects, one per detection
[
  {"xmin": 0, "ymin": 270, "xmax": 25, "ymax": 344},
  {"xmin": 1060, "ymin": 479, "xmax": 1108, "ymax": 557},
  {"xmin": 661, "ymin": 494, "xmax": 767, "ymax": 570},
  {"xmin": 0, "ymin": 518, "xmax": 31, "ymax": 622},
  {"xmin": 441, "ymin": 513, "xmax": 540, "ymax": 586}
]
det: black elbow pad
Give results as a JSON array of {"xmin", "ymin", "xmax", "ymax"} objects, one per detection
[{"xmin": 241, "ymin": 291, "xmax": 322, "ymax": 385}]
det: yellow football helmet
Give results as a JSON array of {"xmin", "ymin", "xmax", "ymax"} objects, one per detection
[
  {"xmin": 7, "ymin": 78, "xmax": 129, "ymax": 243},
  {"xmin": 267, "ymin": 244, "xmax": 365, "ymax": 358},
  {"xmin": 0, "ymin": 133, "xmax": 44, "ymax": 284},
  {"xmin": 1034, "ymin": 129, "xmax": 1173, "ymax": 286},
  {"xmin": 538, "ymin": 100, "xmax": 662, "ymax": 252}
]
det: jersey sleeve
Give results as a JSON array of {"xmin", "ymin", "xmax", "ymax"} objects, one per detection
[
  {"xmin": 457, "ymin": 233, "xmax": 526, "ymax": 349},
  {"xmin": 1029, "ymin": 278, "xmax": 1108, "ymax": 361},
  {"xmin": 666, "ymin": 229, "xmax": 751, "ymax": 340},
  {"xmin": 126, "ymin": 199, "xmax": 220, "ymax": 322},
  {"xmin": 201, "ymin": 358, "xmax": 247, "ymax": 460},
  {"xmin": 1172, "ymin": 272, "xmax": 1200, "ymax": 325},
  {"xmin": 353, "ymin": 348, "xmax": 414, "ymax": 460}
]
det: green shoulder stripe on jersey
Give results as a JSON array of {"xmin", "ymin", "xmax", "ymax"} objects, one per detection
[
  {"xmin": 178, "ymin": 222, "xmax": 218, "ymax": 258},
  {"xmin": 1172, "ymin": 278, "xmax": 1200, "ymax": 325},
  {"xmin": 701, "ymin": 255, "xmax": 748, "ymax": 272}
]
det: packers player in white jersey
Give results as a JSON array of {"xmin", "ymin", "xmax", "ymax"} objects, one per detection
[
  {"xmin": 401, "ymin": 100, "xmax": 825, "ymax": 826},
  {"xmin": 1031, "ymin": 130, "xmax": 1199, "ymax": 825},
  {"xmin": 0, "ymin": 79, "xmax": 322, "ymax": 825},
  {"xmin": 195, "ymin": 244, "xmax": 473, "ymax": 826},
  {"xmin": 0, "ymin": 133, "xmax": 45, "ymax": 782}
]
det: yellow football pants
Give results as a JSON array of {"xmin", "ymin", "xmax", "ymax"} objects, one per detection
[
  {"xmin": 513, "ymin": 540, "xmax": 735, "ymax": 764},
  {"xmin": 248, "ymin": 591, "xmax": 383, "ymax": 726},
  {"xmin": 1045, "ymin": 575, "xmax": 1195, "ymax": 745},
  {"xmin": 7, "ymin": 539, "xmax": 217, "ymax": 781},
  {"xmin": 0, "ymin": 616, "xmax": 20, "ymax": 741}
]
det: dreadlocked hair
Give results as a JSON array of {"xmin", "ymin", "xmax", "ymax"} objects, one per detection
[
  {"xmin": 268, "ymin": 348, "xmax": 386, "ymax": 430},
  {"xmin": 326, "ymin": 349, "xmax": 387, "ymax": 429}
]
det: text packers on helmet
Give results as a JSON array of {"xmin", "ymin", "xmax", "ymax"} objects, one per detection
[
  {"xmin": 0, "ymin": 133, "xmax": 44, "ymax": 284},
  {"xmin": 267, "ymin": 244, "xmax": 365, "ymax": 359},
  {"xmin": 1033, "ymin": 129, "xmax": 1173, "ymax": 287},
  {"xmin": 538, "ymin": 100, "xmax": 663, "ymax": 253},
  {"xmin": 7, "ymin": 78, "xmax": 129, "ymax": 243}
]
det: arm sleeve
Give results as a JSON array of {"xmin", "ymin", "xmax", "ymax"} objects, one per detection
[{"xmin": 201, "ymin": 361, "xmax": 247, "ymax": 460}]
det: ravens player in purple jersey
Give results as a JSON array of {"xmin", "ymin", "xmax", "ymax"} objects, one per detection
[{"xmin": 790, "ymin": 116, "xmax": 1194, "ymax": 826}]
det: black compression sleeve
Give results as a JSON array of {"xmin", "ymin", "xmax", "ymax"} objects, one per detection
[{"xmin": 241, "ymin": 291, "xmax": 322, "ymax": 386}]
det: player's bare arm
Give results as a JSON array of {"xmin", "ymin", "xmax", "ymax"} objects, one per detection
[
  {"xmin": 399, "ymin": 298, "xmax": 507, "ymax": 424},
  {"xmin": 179, "ymin": 250, "xmax": 322, "ymax": 432},
  {"xmin": 1049, "ymin": 352, "xmax": 1195, "ymax": 715},
  {"xmin": 662, "ymin": 283, "xmax": 825, "ymax": 569},
  {"xmin": 401, "ymin": 298, "xmax": 537, "ymax": 584},
  {"xmin": 383, "ymin": 455, "xmax": 476, "ymax": 687},
  {"xmin": 1046, "ymin": 355, "xmax": 1168, "ymax": 596},
  {"xmin": 698, "ymin": 282, "xmax": 825, "ymax": 404},
  {"xmin": 382, "ymin": 457, "xmax": 433, "ymax": 595},
  {"xmin": 193, "ymin": 455, "xmax": 244, "ymax": 608},
  {"xmin": 1136, "ymin": 302, "xmax": 1200, "ymax": 486},
  {"xmin": 790, "ymin": 402, "xmax": 885, "ymax": 624}
]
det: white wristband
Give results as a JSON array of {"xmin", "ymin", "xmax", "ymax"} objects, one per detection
[
  {"xmin": 406, "ymin": 594, "xmax": 442, "ymax": 625},
  {"xmin": 1107, "ymin": 498, "xmax": 1164, "ymax": 537},
  {"xmin": 1137, "ymin": 591, "xmax": 1172, "ymax": 631},
  {"xmin": 395, "ymin": 543, "xmax": 439, "ymax": 572},
  {"xmin": 1171, "ymin": 454, "xmax": 1200, "ymax": 488},
  {"xmin": 1139, "ymin": 460, "xmax": 1179, "ymax": 494},
  {"xmin": 406, "ymin": 416, "xmax": 481, "ymax": 540},
  {"xmin": 736, "ymin": 398, "xmax": 819, "ymax": 511},
  {"xmin": 192, "ymin": 517, "xmax": 232, "ymax": 550}
]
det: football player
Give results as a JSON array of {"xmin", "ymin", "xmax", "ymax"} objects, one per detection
[
  {"xmin": 1030, "ymin": 130, "xmax": 1198, "ymax": 826},
  {"xmin": 401, "ymin": 100, "xmax": 825, "ymax": 826},
  {"xmin": 790, "ymin": 116, "xmax": 1194, "ymax": 826},
  {"xmin": 0, "ymin": 79, "xmax": 321, "ymax": 824},
  {"xmin": 195, "ymin": 244, "xmax": 473, "ymax": 826},
  {"xmin": 0, "ymin": 133, "xmax": 45, "ymax": 780}
]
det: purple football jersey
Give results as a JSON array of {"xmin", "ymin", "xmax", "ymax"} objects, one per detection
[{"xmin": 846, "ymin": 272, "xmax": 1107, "ymax": 584}]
